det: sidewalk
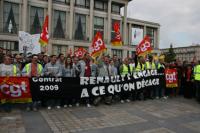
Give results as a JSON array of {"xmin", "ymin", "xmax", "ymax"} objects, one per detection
[{"xmin": 0, "ymin": 97, "xmax": 200, "ymax": 133}]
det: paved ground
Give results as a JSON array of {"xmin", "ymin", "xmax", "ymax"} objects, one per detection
[{"xmin": 1, "ymin": 97, "xmax": 200, "ymax": 133}]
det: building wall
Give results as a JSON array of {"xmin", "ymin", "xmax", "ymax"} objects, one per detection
[
  {"xmin": 0, "ymin": 0, "xmax": 160, "ymax": 59},
  {"xmin": 161, "ymin": 45, "xmax": 200, "ymax": 62}
]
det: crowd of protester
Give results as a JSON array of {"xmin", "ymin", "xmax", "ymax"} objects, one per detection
[{"xmin": 0, "ymin": 46, "xmax": 200, "ymax": 113}]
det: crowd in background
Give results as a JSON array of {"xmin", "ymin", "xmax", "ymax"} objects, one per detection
[{"xmin": 0, "ymin": 46, "xmax": 200, "ymax": 112}]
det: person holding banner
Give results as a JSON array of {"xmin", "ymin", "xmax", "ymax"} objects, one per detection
[
  {"xmin": 0, "ymin": 55, "xmax": 20, "ymax": 112},
  {"xmin": 43, "ymin": 55, "xmax": 62, "ymax": 110},
  {"xmin": 193, "ymin": 60, "xmax": 200, "ymax": 103},
  {"xmin": 22, "ymin": 54, "xmax": 43, "ymax": 111},
  {"xmin": 156, "ymin": 55, "xmax": 166, "ymax": 99},
  {"xmin": 93, "ymin": 55, "xmax": 114, "ymax": 106},
  {"xmin": 145, "ymin": 55, "xmax": 156, "ymax": 99},
  {"xmin": 120, "ymin": 58, "xmax": 133, "ymax": 103},
  {"xmin": 62, "ymin": 55, "xmax": 75, "ymax": 108},
  {"xmin": 0, "ymin": 55, "xmax": 20, "ymax": 77},
  {"xmin": 135, "ymin": 56, "xmax": 145, "ymax": 100}
]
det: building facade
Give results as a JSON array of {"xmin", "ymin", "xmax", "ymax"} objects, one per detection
[
  {"xmin": 161, "ymin": 45, "xmax": 200, "ymax": 62},
  {"xmin": 0, "ymin": 0, "xmax": 160, "ymax": 59}
]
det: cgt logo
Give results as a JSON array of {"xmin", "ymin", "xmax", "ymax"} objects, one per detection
[
  {"xmin": 166, "ymin": 72, "xmax": 177, "ymax": 83},
  {"xmin": 0, "ymin": 82, "xmax": 27, "ymax": 97}
]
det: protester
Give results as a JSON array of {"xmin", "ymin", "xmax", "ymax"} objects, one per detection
[
  {"xmin": 120, "ymin": 58, "xmax": 133, "ymax": 103},
  {"xmin": 145, "ymin": 55, "xmax": 156, "ymax": 99},
  {"xmin": 156, "ymin": 55, "xmax": 166, "ymax": 99},
  {"xmin": 22, "ymin": 54, "xmax": 43, "ymax": 111},
  {"xmin": 43, "ymin": 55, "xmax": 62, "ymax": 109},
  {"xmin": 184, "ymin": 64, "xmax": 194, "ymax": 99},
  {"xmin": 14, "ymin": 54, "xmax": 23, "ymax": 71},
  {"xmin": 93, "ymin": 55, "xmax": 115, "ymax": 106},
  {"xmin": 1, "ymin": 47, "xmax": 200, "ymax": 111},
  {"xmin": 57, "ymin": 53, "xmax": 65, "ymax": 67},
  {"xmin": 0, "ymin": 55, "xmax": 20, "ymax": 112},
  {"xmin": 0, "ymin": 47, "xmax": 5, "ymax": 63},
  {"xmin": 135, "ymin": 56, "xmax": 145, "ymax": 100},
  {"xmin": 193, "ymin": 60, "xmax": 200, "ymax": 103},
  {"xmin": 62, "ymin": 55, "xmax": 74, "ymax": 108}
]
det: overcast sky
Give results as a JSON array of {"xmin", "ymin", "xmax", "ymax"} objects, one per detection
[{"xmin": 126, "ymin": 0, "xmax": 200, "ymax": 48}]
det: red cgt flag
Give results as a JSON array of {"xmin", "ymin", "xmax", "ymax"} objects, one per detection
[
  {"xmin": 111, "ymin": 21, "xmax": 122, "ymax": 46},
  {"xmin": 74, "ymin": 47, "xmax": 87, "ymax": 58},
  {"xmin": 136, "ymin": 35, "xmax": 153, "ymax": 56},
  {"xmin": 39, "ymin": 15, "xmax": 49, "ymax": 47},
  {"xmin": 90, "ymin": 32, "xmax": 106, "ymax": 58}
]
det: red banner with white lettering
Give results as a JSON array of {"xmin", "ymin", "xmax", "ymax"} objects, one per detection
[
  {"xmin": 74, "ymin": 47, "xmax": 87, "ymax": 58},
  {"xmin": 136, "ymin": 36, "xmax": 153, "ymax": 56},
  {"xmin": 0, "ymin": 77, "xmax": 32, "ymax": 103},
  {"xmin": 165, "ymin": 68, "xmax": 178, "ymax": 88},
  {"xmin": 111, "ymin": 21, "xmax": 122, "ymax": 46},
  {"xmin": 90, "ymin": 32, "xmax": 106, "ymax": 58}
]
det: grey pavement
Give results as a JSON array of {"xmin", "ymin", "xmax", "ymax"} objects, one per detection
[{"xmin": 1, "ymin": 97, "xmax": 200, "ymax": 133}]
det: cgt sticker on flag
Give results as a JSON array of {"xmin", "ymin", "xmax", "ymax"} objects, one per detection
[
  {"xmin": 0, "ymin": 77, "xmax": 32, "ymax": 103},
  {"xmin": 136, "ymin": 36, "xmax": 153, "ymax": 56},
  {"xmin": 89, "ymin": 32, "xmax": 106, "ymax": 58},
  {"xmin": 165, "ymin": 68, "xmax": 178, "ymax": 88}
]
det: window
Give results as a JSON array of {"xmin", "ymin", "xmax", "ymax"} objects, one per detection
[
  {"xmin": 111, "ymin": 19, "xmax": 121, "ymax": 41},
  {"xmin": 53, "ymin": 0, "xmax": 70, "ymax": 4},
  {"xmin": 0, "ymin": 41, "xmax": 18, "ymax": 51},
  {"xmin": 112, "ymin": 49, "xmax": 122, "ymax": 59},
  {"xmin": 53, "ymin": 10, "xmax": 66, "ymax": 38},
  {"xmin": 3, "ymin": 2, "xmax": 19, "ymax": 34},
  {"xmin": 94, "ymin": 17, "xmax": 104, "ymax": 38},
  {"xmin": 75, "ymin": 0, "xmax": 90, "ymax": 8},
  {"xmin": 111, "ymin": 3, "xmax": 121, "ymax": 14},
  {"xmin": 146, "ymin": 27, "xmax": 155, "ymax": 47},
  {"xmin": 30, "ymin": 6, "xmax": 44, "ymax": 34},
  {"xmin": 52, "ymin": 45, "xmax": 68, "ymax": 56},
  {"xmin": 74, "ymin": 14, "xmax": 86, "ymax": 40},
  {"xmin": 131, "ymin": 25, "xmax": 144, "ymax": 46},
  {"xmin": 94, "ymin": 0, "xmax": 107, "ymax": 11}
]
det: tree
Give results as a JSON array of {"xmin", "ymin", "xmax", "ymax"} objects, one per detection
[{"xmin": 165, "ymin": 44, "xmax": 176, "ymax": 63}]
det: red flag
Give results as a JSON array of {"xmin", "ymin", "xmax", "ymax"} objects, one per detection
[
  {"xmin": 74, "ymin": 47, "xmax": 87, "ymax": 58},
  {"xmin": 90, "ymin": 32, "xmax": 106, "ymax": 58},
  {"xmin": 0, "ymin": 77, "xmax": 32, "ymax": 103},
  {"xmin": 39, "ymin": 15, "xmax": 49, "ymax": 47},
  {"xmin": 136, "ymin": 36, "xmax": 153, "ymax": 56},
  {"xmin": 111, "ymin": 21, "xmax": 122, "ymax": 46},
  {"xmin": 165, "ymin": 68, "xmax": 178, "ymax": 88}
]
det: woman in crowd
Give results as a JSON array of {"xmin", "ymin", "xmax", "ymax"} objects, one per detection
[
  {"xmin": 62, "ymin": 55, "xmax": 74, "ymax": 107},
  {"xmin": 184, "ymin": 64, "xmax": 194, "ymax": 98}
]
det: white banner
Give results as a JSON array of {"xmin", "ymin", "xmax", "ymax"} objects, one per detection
[
  {"xmin": 19, "ymin": 31, "xmax": 41, "ymax": 54},
  {"xmin": 131, "ymin": 28, "xmax": 144, "ymax": 46}
]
